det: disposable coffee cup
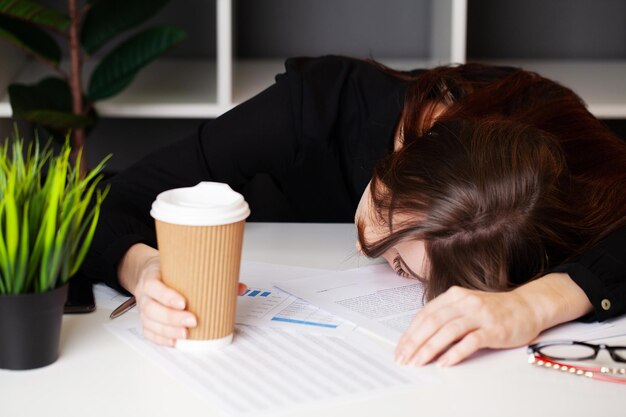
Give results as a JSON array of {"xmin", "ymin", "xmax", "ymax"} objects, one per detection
[{"xmin": 150, "ymin": 182, "xmax": 250, "ymax": 350}]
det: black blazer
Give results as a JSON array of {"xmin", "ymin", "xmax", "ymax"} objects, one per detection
[{"xmin": 80, "ymin": 56, "xmax": 626, "ymax": 321}]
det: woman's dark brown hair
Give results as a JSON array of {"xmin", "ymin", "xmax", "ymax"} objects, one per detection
[{"xmin": 358, "ymin": 64, "xmax": 626, "ymax": 300}]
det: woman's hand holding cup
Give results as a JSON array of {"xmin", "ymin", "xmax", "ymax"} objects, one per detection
[{"xmin": 119, "ymin": 243, "xmax": 247, "ymax": 347}]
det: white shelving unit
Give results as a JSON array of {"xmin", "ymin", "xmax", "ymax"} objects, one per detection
[
  {"xmin": 0, "ymin": 0, "xmax": 464, "ymax": 119},
  {"xmin": 0, "ymin": 42, "xmax": 25, "ymax": 117},
  {"xmin": 1, "ymin": 0, "xmax": 625, "ymax": 119}
]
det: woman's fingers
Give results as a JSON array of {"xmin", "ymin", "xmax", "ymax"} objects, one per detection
[
  {"xmin": 396, "ymin": 286, "xmax": 542, "ymax": 367},
  {"xmin": 406, "ymin": 316, "xmax": 476, "ymax": 366},
  {"xmin": 395, "ymin": 286, "xmax": 468, "ymax": 363},
  {"xmin": 134, "ymin": 264, "xmax": 199, "ymax": 343},
  {"xmin": 136, "ymin": 263, "xmax": 246, "ymax": 345},
  {"xmin": 142, "ymin": 276, "xmax": 187, "ymax": 310},
  {"xmin": 140, "ymin": 294, "xmax": 197, "ymax": 328},
  {"xmin": 436, "ymin": 331, "xmax": 487, "ymax": 367}
]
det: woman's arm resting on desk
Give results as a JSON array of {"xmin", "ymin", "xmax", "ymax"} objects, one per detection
[{"xmin": 395, "ymin": 272, "xmax": 593, "ymax": 367}]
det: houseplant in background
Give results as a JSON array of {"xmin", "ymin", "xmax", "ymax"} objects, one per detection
[
  {"xmin": 0, "ymin": 126, "xmax": 109, "ymax": 370},
  {"xmin": 0, "ymin": 0, "xmax": 186, "ymax": 174}
]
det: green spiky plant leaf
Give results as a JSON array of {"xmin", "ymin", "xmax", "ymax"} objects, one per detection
[{"xmin": 0, "ymin": 126, "xmax": 110, "ymax": 294}]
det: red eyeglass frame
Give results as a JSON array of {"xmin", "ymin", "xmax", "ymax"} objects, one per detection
[{"xmin": 528, "ymin": 353, "xmax": 626, "ymax": 384}]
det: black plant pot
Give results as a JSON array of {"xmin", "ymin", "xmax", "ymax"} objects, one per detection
[{"xmin": 0, "ymin": 284, "xmax": 68, "ymax": 370}]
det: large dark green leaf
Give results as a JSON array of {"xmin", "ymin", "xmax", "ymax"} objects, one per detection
[
  {"xmin": 9, "ymin": 77, "xmax": 72, "ymax": 114},
  {"xmin": 0, "ymin": 0, "xmax": 70, "ymax": 31},
  {"xmin": 81, "ymin": 0, "xmax": 170, "ymax": 54},
  {"xmin": 0, "ymin": 14, "xmax": 61, "ymax": 64},
  {"xmin": 87, "ymin": 25, "xmax": 186, "ymax": 101},
  {"xmin": 8, "ymin": 78, "xmax": 94, "ymax": 133},
  {"xmin": 20, "ymin": 110, "xmax": 92, "ymax": 130}
]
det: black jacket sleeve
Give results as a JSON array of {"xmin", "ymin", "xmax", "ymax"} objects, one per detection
[
  {"xmin": 80, "ymin": 56, "xmax": 405, "ymax": 291},
  {"xmin": 81, "ymin": 65, "xmax": 300, "ymax": 292},
  {"xmin": 551, "ymin": 224, "xmax": 626, "ymax": 322}
]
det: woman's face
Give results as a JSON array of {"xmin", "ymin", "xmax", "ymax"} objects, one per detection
[
  {"xmin": 355, "ymin": 182, "xmax": 428, "ymax": 280},
  {"xmin": 354, "ymin": 105, "xmax": 447, "ymax": 279}
]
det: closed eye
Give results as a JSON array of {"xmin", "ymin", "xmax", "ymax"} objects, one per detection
[
  {"xmin": 392, "ymin": 255, "xmax": 412, "ymax": 278},
  {"xmin": 393, "ymin": 255, "xmax": 423, "ymax": 280}
]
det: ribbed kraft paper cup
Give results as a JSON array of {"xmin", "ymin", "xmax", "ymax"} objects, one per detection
[
  {"xmin": 155, "ymin": 220, "xmax": 244, "ymax": 341},
  {"xmin": 151, "ymin": 182, "xmax": 250, "ymax": 350}
]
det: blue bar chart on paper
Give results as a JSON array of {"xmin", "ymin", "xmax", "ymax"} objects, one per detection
[{"xmin": 242, "ymin": 289, "xmax": 272, "ymax": 298}]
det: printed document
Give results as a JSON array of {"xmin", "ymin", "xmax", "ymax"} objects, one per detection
[
  {"xmin": 276, "ymin": 263, "xmax": 626, "ymax": 345},
  {"xmin": 237, "ymin": 261, "xmax": 357, "ymax": 333},
  {"xmin": 276, "ymin": 264, "xmax": 425, "ymax": 345},
  {"xmin": 237, "ymin": 288, "xmax": 352, "ymax": 332},
  {"xmin": 106, "ymin": 319, "xmax": 437, "ymax": 416}
]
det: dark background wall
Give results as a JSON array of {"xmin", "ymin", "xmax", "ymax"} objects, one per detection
[
  {"xmin": 467, "ymin": 0, "xmax": 626, "ymax": 59},
  {"xmin": 235, "ymin": 0, "xmax": 431, "ymax": 59}
]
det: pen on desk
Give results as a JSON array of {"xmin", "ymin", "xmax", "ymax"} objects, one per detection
[{"xmin": 109, "ymin": 296, "xmax": 137, "ymax": 319}]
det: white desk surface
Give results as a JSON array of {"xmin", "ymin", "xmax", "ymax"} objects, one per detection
[{"xmin": 1, "ymin": 223, "xmax": 623, "ymax": 417}]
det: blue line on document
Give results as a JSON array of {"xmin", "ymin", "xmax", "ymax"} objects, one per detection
[
  {"xmin": 271, "ymin": 317, "xmax": 338, "ymax": 328},
  {"xmin": 248, "ymin": 290, "xmax": 261, "ymax": 297}
]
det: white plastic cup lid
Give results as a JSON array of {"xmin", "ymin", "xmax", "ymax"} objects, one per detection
[{"xmin": 150, "ymin": 182, "xmax": 250, "ymax": 226}]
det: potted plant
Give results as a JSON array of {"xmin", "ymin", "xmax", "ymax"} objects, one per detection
[
  {"xmin": 0, "ymin": 0, "xmax": 186, "ymax": 174},
  {"xmin": 0, "ymin": 127, "xmax": 109, "ymax": 370}
]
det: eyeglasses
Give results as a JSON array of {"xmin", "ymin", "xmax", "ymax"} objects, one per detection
[
  {"xmin": 527, "ymin": 340, "xmax": 626, "ymax": 384},
  {"xmin": 529, "ymin": 340, "xmax": 626, "ymax": 362}
]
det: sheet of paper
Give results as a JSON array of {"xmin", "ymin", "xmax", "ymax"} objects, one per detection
[
  {"xmin": 237, "ymin": 262, "xmax": 357, "ymax": 333},
  {"xmin": 277, "ymin": 263, "xmax": 626, "ymax": 346},
  {"xmin": 106, "ymin": 318, "xmax": 437, "ymax": 417},
  {"xmin": 276, "ymin": 264, "xmax": 425, "ymax": 345},
  {"xmin": 93, "ymin": 283, "xmax": 134, "ymax": 311},
  {"xmin": 536, "ymin": 314, "xmax": 626, "ymax": 342},
  {"xmin": 237, "ymin": 288, "xmax": 350, "ymax": 330}
]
